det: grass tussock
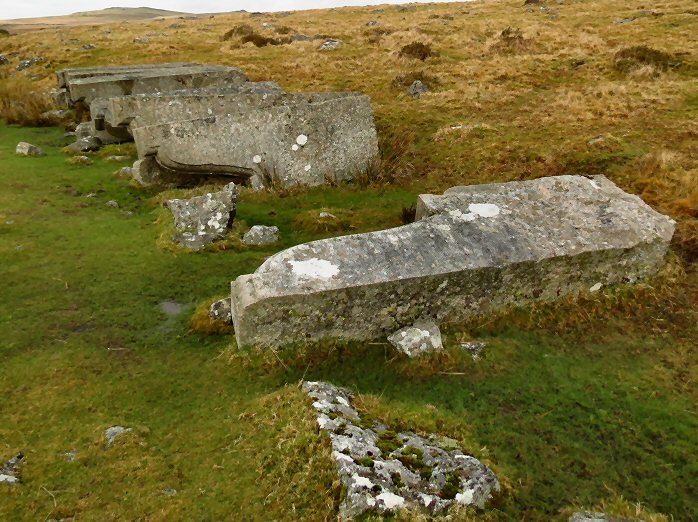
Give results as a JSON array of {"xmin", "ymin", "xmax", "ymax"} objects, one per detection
[
  {"xmin": 292, "ymin": 208, "xmax": 354, "ymax": 234},
  {"xmin": 240, "ymin": 32, "xmax": 281, "ymax": 47},
  {"xmin": 491, "ymin": 27, "xmax": 531, "ymax": 53},
  {"xmin": 391, "ymin": 70, "xmax": 439, "ymax": 89},
  {"xmin": 97, "ymin": 143, "xmax": 137, "ymax": 158},
  {"xmin": 560, "ymin": 495, "xmax": 670, "ymax": 522},
  {"xmin": 221, "ymin": 23, "xmax": 254, "ymax": 41},
  {"xmin": 0, "ymin": 73, "xmax": 54, "ymax": 125},
  {"xmin": 399, "ymin": 42, "xmax": 437, "ymax": 61},
  {"xmin": 614, "ymin": 45, "xmax": 679, "ymax": 73}
]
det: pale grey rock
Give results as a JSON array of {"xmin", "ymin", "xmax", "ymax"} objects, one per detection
[
  {"xmin": 106, "ymin": 200, "xmax": 119, "ymax": 208},
  {"xmin": 16, "ymin": 57, "xmax": 42, "ymax": 71},
  {"xmin": 388, "ymin": 320, "xmax": 443, "ymax": 357},
  {"xmin": 131, "ymin": 92, "xmax": 378, "ymax": 188},
  {"xmin": 133, "ymin": 37, "xmax": 151, "ymax": 44},
  {"xmin": 117, "ymin": 166, "xmax": 133, "ymax": 177},
  {"xmin": 105, "ymin": 426, "xmax": 132, "ymax": 447},
  {"xmin": 303, "ymin": 381, "xmax": 499, "ymax": 520},
  {"xmin": 81, "ymin": 43, "xmax": 98, "ymax": 50},
  {"xmin": 319, "ymin": 211, "xmax": 337, "ymax": 219},
  {"xmin": 0, "ymin": 54, "xmax": 10, "ymax": 66},
  {"xmin": 569, "ymin": 512, "xmax": 645, "ymax": 522},
  {"xmin": 16, "ymin": 142, "xmax": 44, "ymax": 156},
  {"xmin": 105, "ymin": 82, "xmax": 284, "ymax": 129},
  {"xmin": 61, "ymin": 64, "xmax": 248, "ymax": 106},
  {"xmin": 242, "ymin": 225, "xmax": 280, "ymax": 246},
  {"xmin": 75, "ymin": 120, "xmax": 129, "ymax": 146},
  {"xmin": 230, "ymin": 175, "xmax": 675, "ymax": 348},
  {"xmin": 366, "ymin": 20, "xmax": 380, "ymax": 26},
  {"xmin": 63, "ymin": 450, "xmax": 77, "ymax": 462},
  {"xmin": 320, "ymin": 39, "xmax": 343, "ymax": 50},
  {"xmin": 165, "ymin": 182, "xmax": 239, "ymax": 250},
  {"xmin": 66, "ymin": 136, "xmax": 102, "ymax": 153},
  {"xmin": 0, "ymin": 474, "xmax": 19, "ymax": 484},
  {"xmin": 460, "ymin": 341, "xmax": 487, "ymax": 359},
  {"xmin": 162, "ymin": 488, "xmax": 177, "ymax": 496},
  {"xmin": 105, "ymin": 155, "xmax": 130, "ymax": 162},
  {"xmin": 408, "ymin": 80, "xmax": 429, "ymax": 98},
  {"xmin": 209, "ymin": 298, "xmax": 233, "ymax": 323}
]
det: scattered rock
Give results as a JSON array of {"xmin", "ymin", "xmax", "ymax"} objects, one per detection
[
  {"xmin": 66, "ymin": 136, "xmax": 102, "ymax": 154},
  {"xmin": 242, "ymin": 225, "xmax": 280, "ymax": 246},
  {"xmin": 105, "ymin": 426, "xmax": 132, "ymax": 447},
  {"xmin": 319, "ymin": 211, "xmax": 337, "ymax": 219},
  {"xmin": 0, "ymin": 54, "xmax": 9, "ymax": 66},
  {"xmin": 81, "ymin": 43, "xmax": 98, "ymax": 50},
  {"xmin": 105, "ymin": 155, "xmax": 130, "ymax": 162},
  {"xmin": 407, "ymin": 80, "xmax": 429, "ymax": 98},
  {"xmin": 162, "ymin": 488, "xmax": 177, "ymax": 496},
  {"xmin": 303, "ymin": 381, "xmax": 500, "ymax": 519},
  {"xmin": 165, "ymin": 182, "xmax": 239, "ymax": 250},
  {"xmin": 106, "ymin": 200, "xmax": 119, "ymax": 208},
  {"xmin": 460, "ymin": 341, "xmax": 487, "ymax": 360},
  {"xmin": 117, "ymin": 166, "xmax": 133, "ymax": 177},
  {"xmin": 209, "ymin": 298, "xmax": 233, "ymax": 324},
  {"xmin": 320, "ymin": 39, "xmax": 343, "ymax": 50},
  {"xmin": 15, "ymin": 57, "xmax": 42, "ymax": 71},
  {"xmin": 569, "ymin": 512, "xmax": 645, "ymax": 522},
  {"xmin": 0, "ymin": 453, "xmax": 24, "ymax": 484},
  {"xmin": 16, "ymin": 142, "xmax": 44, "ymax": 156},
  {"xmin": 68, "ymin": 155, "xmax": 93, "ymax": 166},
  {"xmin": 366, "ymin": 20, "xmax": 380, "ymax": 27},
  {"xmin": 388, "ymin": 320, "xmax": 443, "ymax": 357},
  {"xmin": 63, "ymin": 450, "xmax": 77, "ymax": 462},
  {"xmin": 133, "ymin": 37, "xmax": 151, "ymax": 44}
]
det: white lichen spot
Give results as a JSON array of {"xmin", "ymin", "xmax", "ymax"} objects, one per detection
[
  {"xmin": 252, "ymin": 155, "xmax": 262, "ymax": 164},
  {"xmin": 296, "ymin": 134, "xmax": 308, "ymax": 146},
  {"xmin": 588, "ymin": 178, "xmax": 601, "ymax": 189},
  {"xmin": 336, "ymin": 396, "xmax": 350, "ymax": 407},
  {"xmin": 304, "ymin": 164, "xmax": 312, "ymax": 172},
  {"xmin": 290, "ymin": 258, "xmax": 340, "ymax": 279},
  {"xmin": 317, "ymin": 416, "xmax": 332, "ymax": 429},
  {"xmin": 351, "ymin": 474, "xmax": 374, "ymax": 488},
  {"xmin": 447, "ymin": 209, "xmax": 476, "ymax": 222},
  {"xmin": 468, "ymin": 203, "xmax": 500, "ymax": 218},
  {"xmin": 589, "ymin": 282, "xmax": 603, "ymax": 293},
  {"xmin": 376, "ymin": 492, "xmax": 405, "ymax": 509},
  {"xmin": 455, "ymin": 489, "xmax": 475, "ymax": 505},
  {"xmin": 418, "ymin": 493, "xmax": 435, "ymax": 506},
  {"xmin": 292, "ymin": 144, "xmax": 299, "ymax": 151},
  {"xmin": 332, "ymin": 451, "xmax": 353, "ymax": 463}
]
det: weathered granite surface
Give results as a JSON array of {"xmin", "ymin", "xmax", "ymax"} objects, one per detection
[
  {"xmin": 165, "ymin": 182, "xmax": 238, "ymax": 250},
  {"xmin": 56, "ymin": 63, "xmax": 196, "ymax": 89},
  {"xmin": 303, "ymin": 381, "xmax": 500, "ymax": 520},
  {"xmin": 63, "ymin": 64, "xmax": 248, "ymax": 106},
  {"xmin": 130, "ymin": 92, "xmax": 378, "ymax": 188},
  {"xmin": 230, "ymin": 175, "xmax": 675, "ymax": 348},
  {"xmin": 104, "ymin": 82, "xmax": 284, "ymax": 128},
  {"xmin": 242, "ymin": 225, "xmax": 280, "ymax": 246},
  {"xmin": 388, "ymin": 320, "xmax": 443, "ymax": 357}
]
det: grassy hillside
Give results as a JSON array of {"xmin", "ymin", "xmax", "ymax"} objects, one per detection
[{"xmin": 1, "ymin": 1, "xmax": 697, "ymax": 520}]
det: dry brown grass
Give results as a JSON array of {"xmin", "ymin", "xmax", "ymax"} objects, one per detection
[{"xmin": 0, "ymin": 72, "xmax": 54, "ymax": 125}]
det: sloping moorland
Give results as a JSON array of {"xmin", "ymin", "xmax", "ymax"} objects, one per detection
[{"xmin": 0, "ymin": 0, "xmax": 697, "ymax": 520}]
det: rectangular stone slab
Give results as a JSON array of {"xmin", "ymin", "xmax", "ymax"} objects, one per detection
[
  {"xmin": 104, "ymin": 82, "xmax": 284, "ymax": 127},
  {"xmin": 56, "ymin": 63, "xmax": 196, "ymax": 88},
  {"xmin": 230, "ymin": 175, "xmax": 675, "ymax": 348},
  {"xmin": 66, "ymin": 65, "xmax": 248, "ymax": 105},
  {"xmin": 130, "ymin": 92, "xmax": 379, "ymax": 187}
]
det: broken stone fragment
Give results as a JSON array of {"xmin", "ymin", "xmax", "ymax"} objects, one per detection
[
  {"xmin": 105, "ymin": 426, "xmax": 132, "ymax": 447},
  {"xmin": 66, "ymin": 136, "xmax": 102, "ymax": 154},
  {"xmin": 569, "ymin": 512, "xmax": 645, "ymax": 522},
  {"xmin": 388, "ymin": 320, "xmax": 443, "ymax": 357},
  {"xmin": 15, "ymin": 142, "xmax": 44, "ymax": 156},
  {"xmin": 460, "ymin": 341, "xmax": 487, "ymax": 359},
  {"xmin": 209, "ymin": 298, "xmax": 233, "ymax": 324},
  {"xmin": 129, "ymin": 92, "xmax": 378, "ymax": 188},
  {"xmin": 242, "ymin": 225, "xmax": 280, "ymax": 246},
  {"xmin": 0, "ymin": 452, "xmax": 24, "ymax": 484},
  {"xmin": 165, "ymin": 182, "xmax": 239, "ymax": 250},
  {"xmin": 230, "ymin": 175, "xmax": 675, "ymax": 349},
  {"xmin": 320, "ymin": 39, "xmax": 343, "ymax": 50},
  {"xmin": 302, "ymin": 381, "xmax": 500, "ymax": 520},
  {"xmin": 408, "ymin": 80, "xmax": 429, "ymax": 98}
]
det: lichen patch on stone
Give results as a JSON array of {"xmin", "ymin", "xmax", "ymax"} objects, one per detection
[{"xmin": 290, "ymin": 258, "xmax": 340, "ymax": 279}]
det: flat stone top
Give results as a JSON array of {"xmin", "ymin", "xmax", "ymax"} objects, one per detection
[
  {"xmin": 57, "ymin": 63, "xmax": 197, "ymax": 87},
  {"xmin": 66, "ymin": 64, "xmax": 246, "ymax": 89},
  {"xmin": 245, "ymin": 175, "xmax": 675, "ymax": 296}
]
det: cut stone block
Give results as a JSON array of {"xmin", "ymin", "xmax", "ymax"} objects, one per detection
[
  {"xmin": 65, "ymin": 64, "xmax": 248, "ymax": 106},
  {"xmin": 56, "ymin": 63, "xmax": 196, "ymax": 88},
  {"xmin": 130, "ymin": 92, "xmax": 378, "ymax": 188},
  {"xmin": 230, "ymin": 175, "xmax": 675, "ymax": 348}
]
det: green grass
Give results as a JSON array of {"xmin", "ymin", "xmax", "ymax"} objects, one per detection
[{"xmin": 1, "ymin": 123, "xmax": 696, "ymax": 520}]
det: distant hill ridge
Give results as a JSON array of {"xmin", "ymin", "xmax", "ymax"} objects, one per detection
[{"xmin": 0, "ymin": 6, "xmax": 196, "ymax": 33}]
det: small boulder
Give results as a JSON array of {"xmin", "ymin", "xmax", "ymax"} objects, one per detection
[
  {"xmin": 460, "ymin": 341, "xmax": 487, "ymax": 359},
  {"xmin": 133, "ymin": 37, "xmax": 150, "ymax": 44},
  {"xmin": 165, "ymin": 182, "xmax": 239, "ymax": 251},
  {"xmin": 209, "ymin": 298, "xmax": 233, "ymax": 324},
  {"xmin": 106, "ymin": 200, "xmax": 119, "ymax": 208},
  {"xmin": 407, "ymin": 80, "xmax": 429, "ymax": 98},
  {"xmin": 366, "ymin": 20, "xmax": 380, "ymax": 27},
  {"xmin": 105, "ymin": 426, "xmax": 132, "ymax": 447},
  {"xmin": 388, "ymin": 320, "xmax": 443, "ymax": 357},
  {"xmin": 81, "ymin": 43, "xmax": 98, "ymax": 50},
  {"xmin": 0, "ymin": 452, "xmax": 24, "ymax": 484},
  {"xmin": 15, "ymin": 57, "xmax": 42, "ymax": 71},
  {"xmin": 66, "ymin": 136, "xmax": 102, "ymax": 154},
  {"xmin": 242, "ymin": 225, "xmax": 280, "ymax": 246},
  {"xmin": 0, "ymin": 54, "xmax": 10, "ymax": 66},
  {"xmin": 320, "ymin": 39, "xmax": 343, "ymax": 50},
  {"xmin": 16, "ymin": 142, "xmax": 44, "ymax": 156}
]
